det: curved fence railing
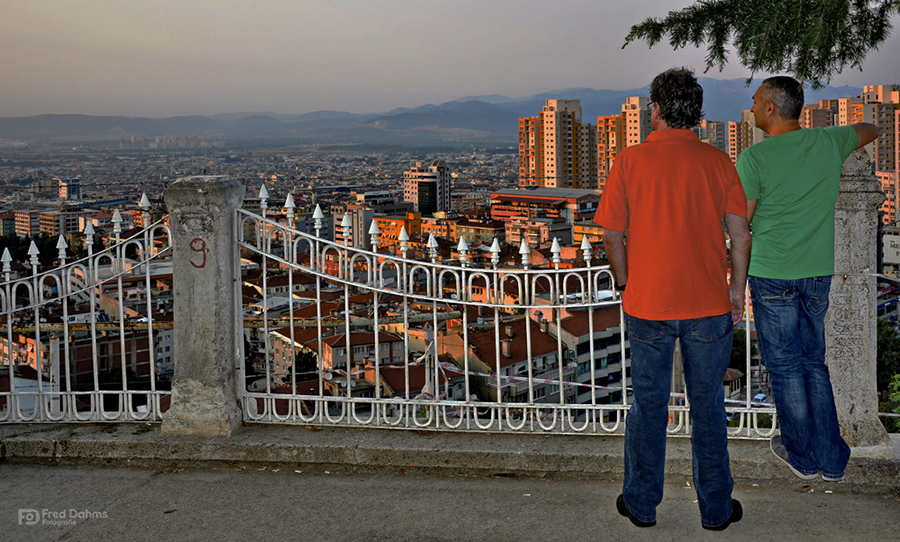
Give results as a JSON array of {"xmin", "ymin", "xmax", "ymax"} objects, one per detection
[
  {"xmin": 237, "ymin": 204, "xmax": 777, "ymax": 438},
  {"xmin": 0, "ymin": 207, "xmax": 171, "ymax": 423}
]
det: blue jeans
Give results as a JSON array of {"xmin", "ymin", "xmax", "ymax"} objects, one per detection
[
  {"xmin": 749, "ymin": 276, "xmax": 850, "ymax": 480},
  {"xmin": 622, "ymin": 312, "xmax": 735, "ymax": 528}
]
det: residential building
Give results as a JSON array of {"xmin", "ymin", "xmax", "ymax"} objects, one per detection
[
  {"xmin": 441, "ymin": 317, "xmax": 568, "ymax": 404},
  {"xmin": 403, "ymin": 161, "xmax": 452, "ymax": 215},
  {"xmin": 450, "ymin": 190, "xmax": 487, "ymax": 213},
  {"xmin": 333, "ymin": 205, "xmax": 374, "ymax": 249},
  {"xmin": 57, "ymin": 177, "xmax": 82, "ymax": 200},
  {"xmin": 490, "ymin": 188, "xmax": 600, "ymax": 225},
  {"xmin": 838, "ymin": 96, "xmax": 863, "ymax": 126},
  {"xmin": 800, "ymin": 105, "xmax": 834, "ymax": 129},
  {"xmin": 504, "ymin": 216, "xmax": 572, "ymax": 248},
  {"xmin": 547, "ymin": 304, "xmax": 633, "ymax": 406},
  {"xmin": 14, "ymin": 210, "xmax": 41, "ymax": 238},
  {"xmin": 0, "ymin": 212, "xmax": 16, "ymax": 236},
  {"xmin": 39, "ymin": 207, "xmax": 84, "ymax": 237},
  {"xmin": 878, "ymin": 170, "xmax": 897, "ymax": 223},
  {"xmin": 518, "ymin": 99, "xmax": 597, "ymax": 189},
  {"xmin": 727, "ymin": 121, "xmax": 745, "ymax": 165},
  {"xmin": 863, "ymin": 84, "xmax": 900, "ymax": 105},
  {"xmin": 373, "ymin": 212, "xmax": 422, "ymax": 251},
  {"xmin": 694, "ymin": 120, "xmax": 727, "ymax": 152},
  {"xmin": 596, "ymin": 115, "xmax": 620, "ymax": 192},
  {"xmin": 454, "ymin": 218, "xmax": 505, "ymax": 244},
  {"xmin": 741, "ymin": 109, "xmax": 767, "ymax": 147},
  {"xmin": 621, "ymin": 96, "xmax": 651, "ymax": 149},
  {"xmin": 573, "ymin": 221, "xmax": 604, "ymax": 246},
  {"xmin": 420, "ymin": 213, "xmax": 459, "ymax": 241},
  {"xmin": 317, "ymin": 331, "xmax": 405, "ymax": 372}
]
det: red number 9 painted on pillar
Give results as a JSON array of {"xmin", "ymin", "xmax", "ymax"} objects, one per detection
[{"xmin": 189, "ymin": 237, "xmax": 208, "ymax": 268}]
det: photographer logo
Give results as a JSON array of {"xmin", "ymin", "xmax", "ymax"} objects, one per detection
[
  {"xmin": 18, "ymin": 509, "xmax": 40, "ymax": 526},
  {"xmin": 18, "ymin": 508, "xmax": 108, "ymax": 527}
]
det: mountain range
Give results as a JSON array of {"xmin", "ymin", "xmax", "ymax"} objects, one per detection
[{"xmin": 0, "ymin": 78, "xmax": 861, "ymax": 147}]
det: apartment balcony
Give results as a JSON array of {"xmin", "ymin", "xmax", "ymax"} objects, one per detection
[{"xmin": 1, "ymin": 155, "xmax": 898, "ymax": 538}]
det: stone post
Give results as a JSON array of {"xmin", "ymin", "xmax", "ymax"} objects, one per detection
[
  {"xmin": 162, "ymin": 176, "xmax": 245, "ymax": 437},
  {"xmin": 828, "ymin": 149, "xmax": 892, "ymax": 456}
]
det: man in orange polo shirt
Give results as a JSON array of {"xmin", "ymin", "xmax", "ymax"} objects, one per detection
[{"xmin": 594, "ymin": 68, "xmax": 751, "ymax": 531}]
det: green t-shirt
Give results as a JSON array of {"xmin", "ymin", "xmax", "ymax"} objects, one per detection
[{"xmin": 737, "ymin": 126, "xmax": 858, "ymax": 279}]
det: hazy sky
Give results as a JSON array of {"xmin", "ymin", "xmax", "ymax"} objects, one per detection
[{"xmin": 2, "ymin": 1, "xmax": 898, "ymax": 118}]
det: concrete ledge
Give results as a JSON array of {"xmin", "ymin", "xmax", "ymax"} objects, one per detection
[{"xmin": 1, "ymin": 424, "xmax": 898, "ymax": 494}]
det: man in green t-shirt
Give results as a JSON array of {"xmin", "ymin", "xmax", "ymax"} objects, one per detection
[{"xmin": 736, "ymin": 76, "xmax": 879, "ymax": 483}]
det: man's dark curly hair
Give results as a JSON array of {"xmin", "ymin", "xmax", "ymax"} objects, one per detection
[{"xmin": 649, "ymin": 68, "xmax": 704, "ymax": 129}]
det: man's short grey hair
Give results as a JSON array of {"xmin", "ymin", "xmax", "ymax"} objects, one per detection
[{"xmin": 762, "ymin": 76, "xmax": 804, "ymax": 121}]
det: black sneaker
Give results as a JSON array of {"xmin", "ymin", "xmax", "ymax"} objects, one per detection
[
  {"xmin": 703, "ymin": 499, "xmax": 743, "ymax": 531},
  {"xmin": 616, "ymin": 494, "xmax": 656, "ymax": 528},
  {"xmin": 770, "ymin": 435, "xmax": 818, "ymax": 481}
]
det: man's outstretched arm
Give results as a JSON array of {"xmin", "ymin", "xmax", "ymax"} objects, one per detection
[{"xmin": 852, "ymin": 122, "xmax": 880, "ymax": 148}]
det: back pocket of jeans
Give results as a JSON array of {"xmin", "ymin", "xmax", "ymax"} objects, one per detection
[
  {"xmin": 689, "ymin": 314, "xmax": 731, "ymax": 340},
  {"xmin": 625, "ymin": 316, "xmax": 664, "ymax": 340},
  {"xmin": 751, "ymin": 277, "xmax": 794, "ymax": 305}
]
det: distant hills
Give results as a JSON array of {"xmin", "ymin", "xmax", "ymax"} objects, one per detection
[{"xmin": 0, "ymin": 78, "xmax": 861, "ymax": 147}]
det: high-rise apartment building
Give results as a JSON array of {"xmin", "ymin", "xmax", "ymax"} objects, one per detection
[
  {"xmin": 727, "ymin": 121, "xmax": 745, "ymax": 165},
  {"xmin": 800, "ymin": 105, "xmax": 834, "ymax": 129},
  {"xmin": 839, "ymin": 97, "xmax": 866, "ymax": 126},
  {"xmin": 863, "ymin": 85, "xmax": 900, "ymax": 105},
  {"xmin": 741, "ymin": 109, "xmax": 768, "ymax": 147},
  {"xmin": 596, "ymin": 115, "xmax": 620, "ymax": 192},
  {"xmin": 595, "ymin": 97, "xmax": 650, "ymax": 192},
  {"xmin": 621, "ymin": 97, "xmax": 651, "ymax": 148},
  {"xmin": 403, "ymin": 160, "xmax": 451, "ymax": 216},
  {"xmin": 693, "ymin": 120, "xmax": 727, "ymax": 152},
  {"xmin": 853, "ymin": 86, "xmax": 899, "ymax": 173},
  {"xmin": 819, "ymin": 99, "xmax": 840, "ymax": 120},
  {"xmin": 862, "ymin": 102, "xmax": 898, "ymax": 172},
  {"xmin": 518, "ymin": 99, "xmax": 597, "ymax": 189}
]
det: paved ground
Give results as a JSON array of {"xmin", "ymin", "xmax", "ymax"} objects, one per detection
[
  {"xmin": 1, "ymin": 461, "xmax": 898, "ymax": 542},
  {"xmin": 0, "ymin": 424, "xmax": 898, "ymax": 541}
]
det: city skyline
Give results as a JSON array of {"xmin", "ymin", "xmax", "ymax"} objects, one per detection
[{"xmin": 2, "ymin": 1, "xmax": 898, "ymax": 118}]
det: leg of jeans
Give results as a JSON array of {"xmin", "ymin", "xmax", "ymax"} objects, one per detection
[
  {"xmin": 749, "ymin": 277, "xmax": 818, "ymax": 476},
  {"xmin": 622, "ymin": 314, "xmax": 675, "ymax": 524},
  {"xmin": 681, "ymin": 313, "xmax": 735, "ymax": 527},
  {"xmin": 797, "ymin": 276, "xmax": 850, "ymax": 479}
]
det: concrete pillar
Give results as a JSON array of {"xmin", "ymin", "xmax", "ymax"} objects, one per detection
[
  {"xmin": 828, "ymin": 149, "xmax": 892, "ymax": 456},
  {"xmin": 162, "ymin": 176, "xmax": 245, "ymax": 437}
]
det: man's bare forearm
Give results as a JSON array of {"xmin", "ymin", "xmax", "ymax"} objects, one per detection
[{"xmin": 602, "ymin": 229, "xmax": 628, "ymax": 287}]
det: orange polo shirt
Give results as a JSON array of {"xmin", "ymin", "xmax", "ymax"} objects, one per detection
[{"xmin": 594, "ymin": 129, "xmax": 747, "ymax": 320}]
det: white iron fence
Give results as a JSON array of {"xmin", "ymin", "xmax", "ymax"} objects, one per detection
[
  {"xmin": 0, "ymin": 202, "xmax": 171, "ymax": 423},
  {"xmin": 0, "ymin": 193, "xmax": 777, "ymax": 437},
  {"xmin": 237, "ymin": 197, "xmax": 776, "ymax": 438}
]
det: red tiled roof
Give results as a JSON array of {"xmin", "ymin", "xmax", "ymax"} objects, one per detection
[
  {"xmin": 319, "ymin": 331, "xmax": 404, "ymax": 348},
  {"xmin": 370, "ymin": 364, "xmax": 450, "ymax": 396},
  {"xmin": 463, "ymin": 317, "xmax": 558, "ymax": 368},
  {"xmin": 558, "ymin": 305, "xmax": 621, "ymax": 337}
]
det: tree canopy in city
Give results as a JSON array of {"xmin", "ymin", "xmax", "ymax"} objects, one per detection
[{"xmin": 624, "ymin": 0, "xmax": 900, "ymax": 88}]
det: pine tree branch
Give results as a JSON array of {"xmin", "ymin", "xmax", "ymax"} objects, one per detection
[{"xmin": 624, "ymin": 0, "xmax": 900, "ymax": 88}]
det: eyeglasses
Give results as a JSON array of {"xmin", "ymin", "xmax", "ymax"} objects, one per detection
[{"xmin": 647, "ymin": 101, "xmax": 656, "ymax": 113}]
